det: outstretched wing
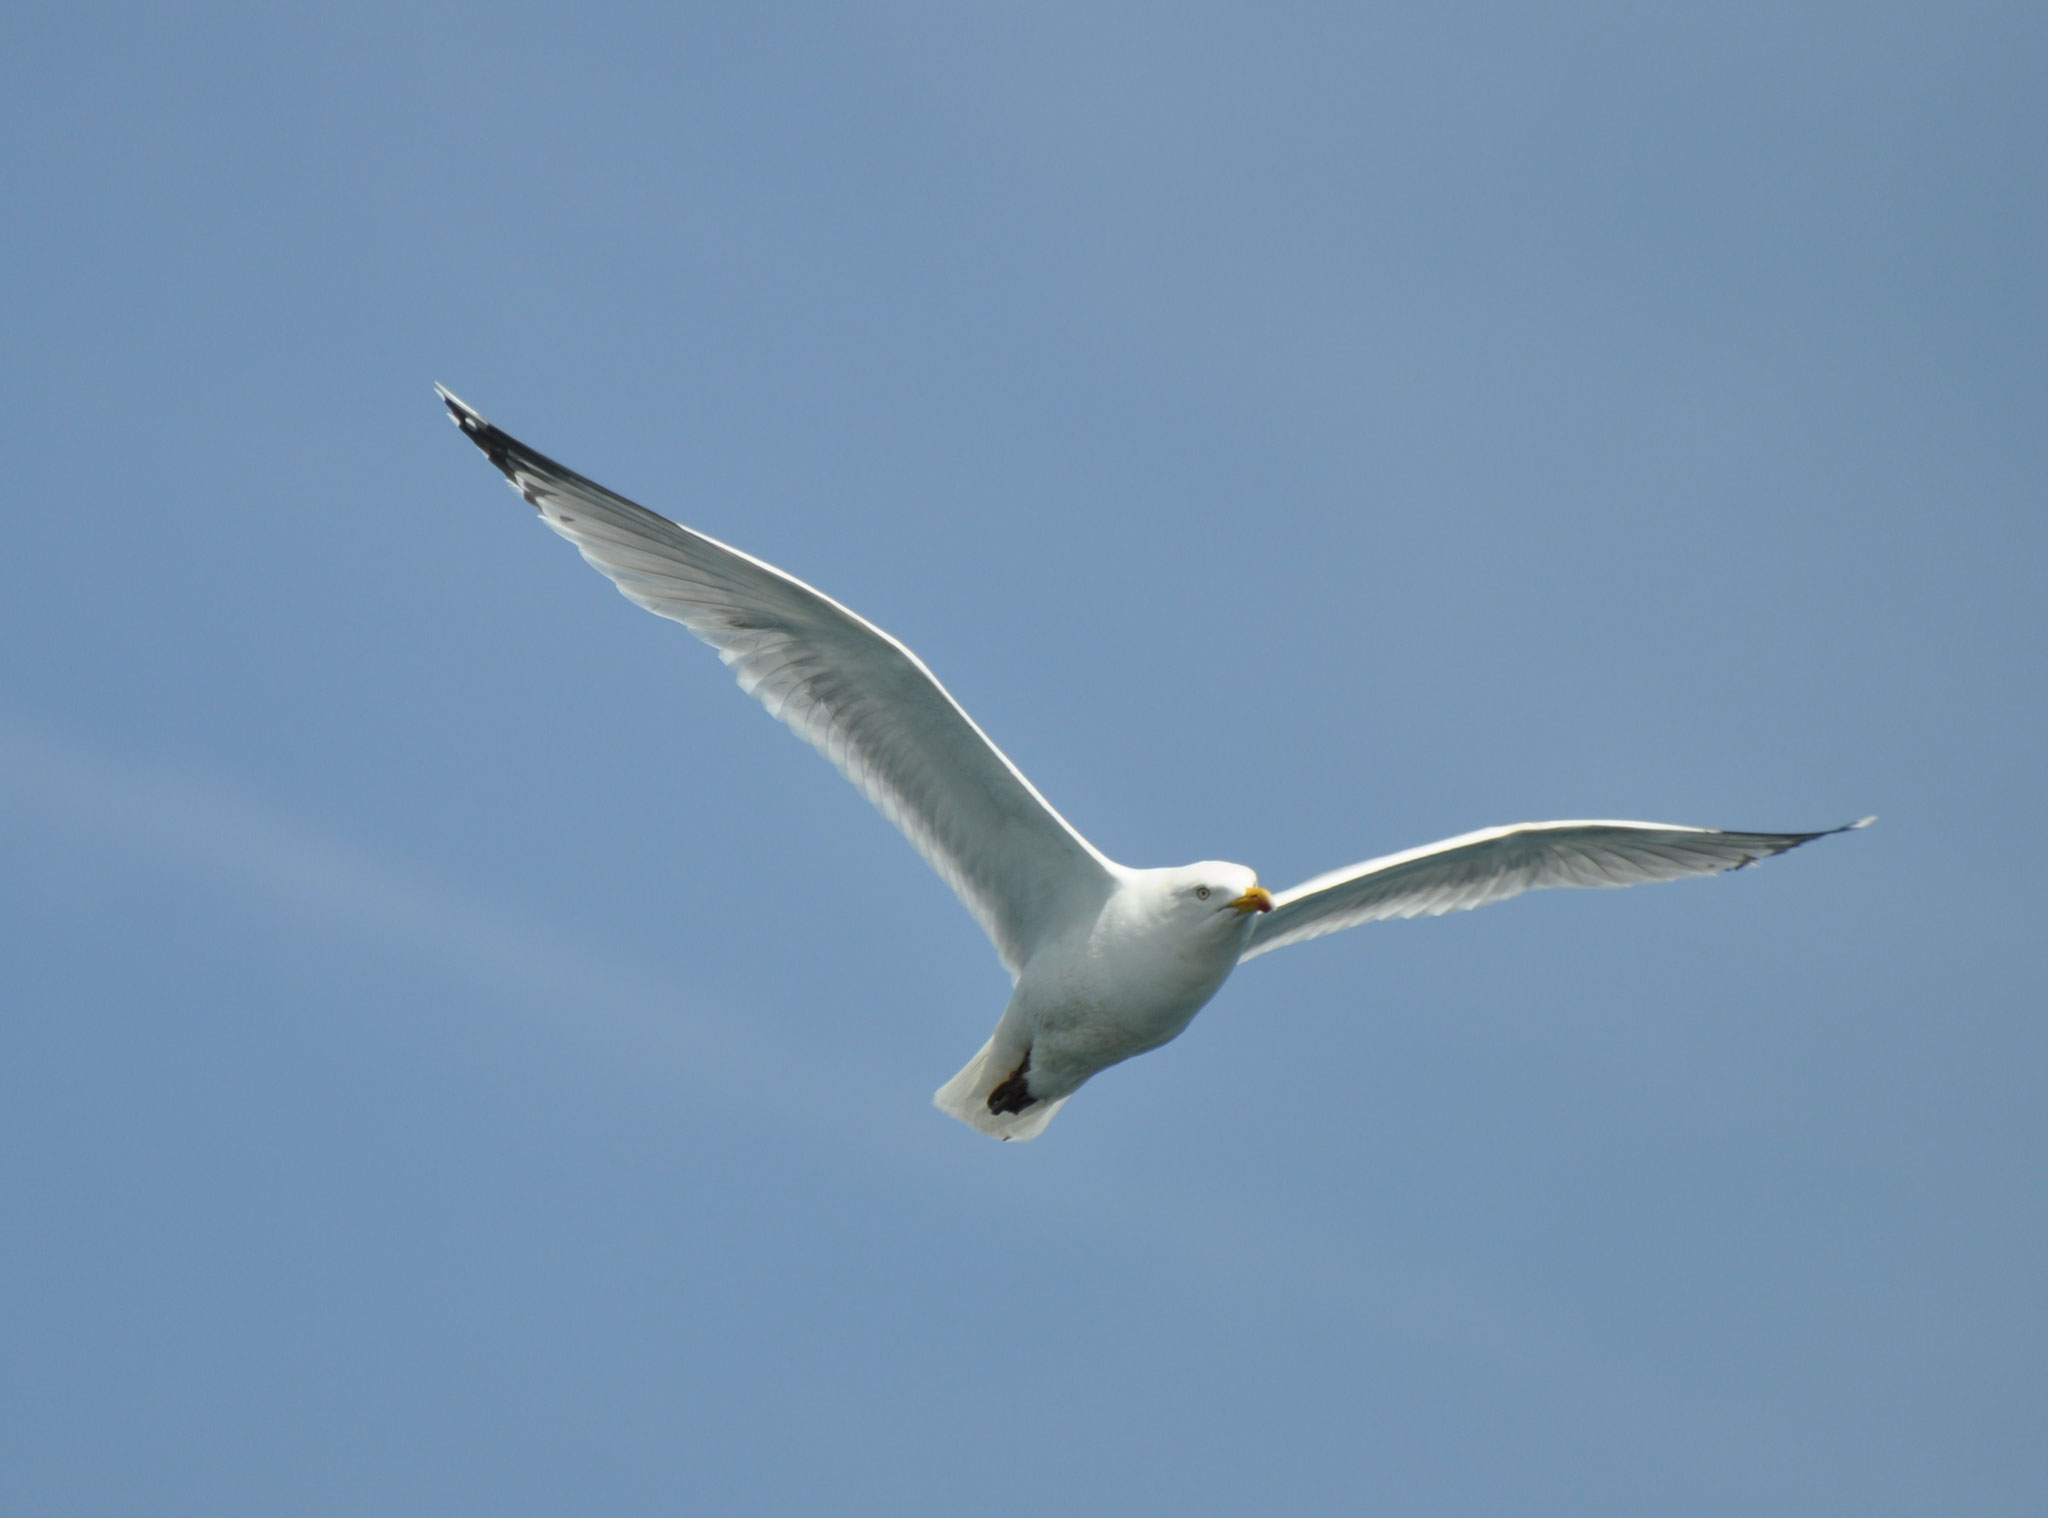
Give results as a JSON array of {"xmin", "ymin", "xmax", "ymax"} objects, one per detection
[
  {"xmin": 438, "ymin": 387, "xmax": 1118, "ymax": 977},
  {"xmin": 1242, "ymin": 817, "xmax": 1871, "ymax": 961}
]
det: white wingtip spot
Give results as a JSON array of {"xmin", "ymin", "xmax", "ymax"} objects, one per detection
[{"xmin": 434, "ymin": 383, "xmax": 486, "ymax": 433}]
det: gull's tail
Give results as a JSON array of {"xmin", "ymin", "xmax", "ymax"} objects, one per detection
[{"xmin": 934, "ymin": 1036, "xmax": 1071, "ymax": 1143}]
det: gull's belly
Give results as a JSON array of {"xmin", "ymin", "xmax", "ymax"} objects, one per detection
[
  {"xmin": 1039, "ymin": 983, "xmax": 1205, "ymax": 1065},
  {"xmin": 1014, "ymin": 927, "xmax": 1242, "ymax": 1089}
]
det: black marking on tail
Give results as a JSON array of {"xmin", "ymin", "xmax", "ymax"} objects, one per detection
[{"xmin": 987, "ymin": 1048, "xmax": 1039, "ymax": 1115}]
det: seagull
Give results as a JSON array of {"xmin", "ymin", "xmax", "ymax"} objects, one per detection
[{"xmin": 437, "ymin": 387, "xmax": 1870, "ymax": 1141}]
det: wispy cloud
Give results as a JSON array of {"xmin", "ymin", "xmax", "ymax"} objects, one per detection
[
  {"xmin": 2, "ymin": 711, "xmax": 664, "ymax": 1009},
  {"xmin": 0, "ymin": 709, "xmax": 839, "ymax": 1120}
]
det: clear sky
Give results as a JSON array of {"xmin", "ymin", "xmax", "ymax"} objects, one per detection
[{"xmin": 3, "ymin": 4, "xmax": 2042, "ymax": 1514}]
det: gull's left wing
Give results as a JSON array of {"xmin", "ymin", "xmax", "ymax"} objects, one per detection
[
  {"xmin": 1241, "ymin": 817, "xmax": 1872, "ymax": 961},
  {"xmin": 436, "ymin": 387, "xmax": 1119, "ymax": 978}
]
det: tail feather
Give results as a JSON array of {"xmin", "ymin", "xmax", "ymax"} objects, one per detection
[{"xmin": 933, "ymin": 1036, "xmax": 1070, "ymax": 1143}]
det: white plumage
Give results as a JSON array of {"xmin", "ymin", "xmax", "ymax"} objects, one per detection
[{"xmin": 438, "ymin": 388, "xmax": 1869, "ymax": 1141}]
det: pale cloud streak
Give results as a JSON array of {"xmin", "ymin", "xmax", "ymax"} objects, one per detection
[{"xmin": 0, "ymin": 708, "xmax": 818, "ymax": 1101}]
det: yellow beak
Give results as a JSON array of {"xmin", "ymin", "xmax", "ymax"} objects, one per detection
[{"xmin": 1230, "ymin": 886, "xmax": 1274, "ymax": 915}]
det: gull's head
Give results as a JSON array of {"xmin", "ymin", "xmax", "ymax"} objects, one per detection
[{"xmin": 1167, "ymin": 862, "xmax": 1273, "ymax": 924}]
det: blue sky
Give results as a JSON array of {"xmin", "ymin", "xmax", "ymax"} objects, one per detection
[{"xmin": 3, "ymin": 4, "xmax": 2043, "ymax": 1513}]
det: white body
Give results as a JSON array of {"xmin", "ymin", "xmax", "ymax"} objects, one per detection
[{"xmin": 935, "ymin": 864, "xmax": 1263, "ymax": 1140}]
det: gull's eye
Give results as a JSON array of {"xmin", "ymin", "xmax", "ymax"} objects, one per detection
[{"xmin": 1195, "ymin": 885, "xmax": 1211, "ymax": 900}]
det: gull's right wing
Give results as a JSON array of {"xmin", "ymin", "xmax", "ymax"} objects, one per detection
[
  {"xmin": 437, "ymin": 387, "xmax": 1119, "ymax": 978},
  {"xmin": 1243, "ymin": 817, "xmax": 1871, "ymax": 961}
]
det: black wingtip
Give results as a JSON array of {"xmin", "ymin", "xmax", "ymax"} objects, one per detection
[
  {"xmin": 431, "ymin": 383, "xmax": 539, "ymax": 504},
  {"xmin": 432, "ymin": 386, "xmax": 630, "ymax": 520},
  {"xmin": 434, "ymin": 383, "xmax": 488, "ymax": 437},
  {"xmin": 1756, "ymin": 815, "xmax": 1877, "ymax": 866},
  {"xmin": 1718, "ymin": 815, "xmax": 1875, "ymax": 872}
]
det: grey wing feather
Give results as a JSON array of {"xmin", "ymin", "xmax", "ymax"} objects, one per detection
[
  {"xmin": 1242, "ymin": 817, "xmax": 1872, "ymax": 961},
  {"xmin": 438, "ymin": 387, "xmax": 1117, "ymax": 977}
]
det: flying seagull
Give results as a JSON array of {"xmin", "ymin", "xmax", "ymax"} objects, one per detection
[{"xmin": 437, "ymin": 387, "xmax": 1869, "ymax": 1141}]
